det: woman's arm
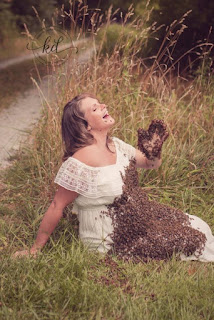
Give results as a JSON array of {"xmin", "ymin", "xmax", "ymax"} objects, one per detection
[
  {"xmin": 13, "ymin": 186, "xmax": 78, "ymax": 257},
  {"xmin": 135, "ymin": 148, "xmax": 162, "ymax": 169}
]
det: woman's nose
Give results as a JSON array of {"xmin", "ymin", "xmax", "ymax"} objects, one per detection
[{"xmin": 100, "ymin": 104, "xmax": 106, "ymax": 110}]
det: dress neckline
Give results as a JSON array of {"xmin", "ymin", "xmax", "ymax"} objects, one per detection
[{"xmin": 70, "ymin": 137, "xmax": 118, "ymax": 170}]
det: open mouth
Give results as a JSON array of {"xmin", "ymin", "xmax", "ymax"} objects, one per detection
[{"xmin": 103, "ymin": 113, "xmax": 109, "ymax": 119}]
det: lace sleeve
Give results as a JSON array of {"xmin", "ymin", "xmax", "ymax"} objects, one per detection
[
  {"xmin": 54, "ymin": 157, "xmax": 100, "ymax": 198},
  {"xmin": 113, "ymin": 137, "xmax": 136, "ymax": 160}
]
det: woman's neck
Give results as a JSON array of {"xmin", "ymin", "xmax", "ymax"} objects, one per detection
[{"xmin": 91, "ymin": 130, "xmax": 109, "ymax": 149}]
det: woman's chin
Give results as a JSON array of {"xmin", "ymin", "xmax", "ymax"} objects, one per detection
[{"xmin": 103, "ymin": 116, "xmax": 115, "ymax": 126}]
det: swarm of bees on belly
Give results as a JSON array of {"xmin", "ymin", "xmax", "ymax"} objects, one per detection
[{"xmin": 104, "ymin": 158, "xmax": 206, "ymax": 263}]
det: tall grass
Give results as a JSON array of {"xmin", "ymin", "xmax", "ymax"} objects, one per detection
[{"xmin": 0, "ymin": 4, "xmax": 214, "ymax": 319}]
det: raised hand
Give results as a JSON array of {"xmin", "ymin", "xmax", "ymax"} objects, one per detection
[{"xmin": 137, "ymin": 119, "xmax": 169, "ymax": 160}]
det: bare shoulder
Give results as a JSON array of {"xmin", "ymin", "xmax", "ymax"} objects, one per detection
[{"xmin": 72, "ymin": 145, "xmax": 97, "ymax": 166}]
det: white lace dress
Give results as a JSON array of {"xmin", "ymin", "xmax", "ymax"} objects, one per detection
[{"xmin": 54, "ymin": 137, "xmax": 214, "ymax": 262}]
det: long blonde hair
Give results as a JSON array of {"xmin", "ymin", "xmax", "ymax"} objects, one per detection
[{"xmin": 61, "ymin": 93, "xmax": 114, "ymax": 161}]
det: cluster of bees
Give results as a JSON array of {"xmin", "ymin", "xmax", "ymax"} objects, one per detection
[
  {"xmin": 104, "ymin": 158, "xmax": 206, "ymax": 263},
  {"xmin": 137, "ymin": 119, "xmax": 169, "ymax": 160}
]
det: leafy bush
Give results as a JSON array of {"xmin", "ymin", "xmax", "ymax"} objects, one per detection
[{"xmin": 96, "ymin": 22, "xmax": 149, "ymax": 59}]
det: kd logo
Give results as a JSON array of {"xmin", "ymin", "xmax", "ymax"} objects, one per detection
[
  {"xmin": 27, "ymin": 27, "xmax": 78, "ymax": 66},
  {"xmin": 42, "ymin": 35, "xmax": 64, "ymax": 54}
]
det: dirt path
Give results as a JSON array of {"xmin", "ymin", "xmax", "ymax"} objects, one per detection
[
  {"xmin": 0, "ymin": 39, "xmax": 86, "ymax": 71},
  {"xmin": 0, "ymin": 44, "xmax": 94, "ymax": 169}
]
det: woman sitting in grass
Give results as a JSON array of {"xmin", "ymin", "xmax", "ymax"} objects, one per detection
[{"xmin": 14, "ymin": 93, "xmax": 214, "ymax": 262}]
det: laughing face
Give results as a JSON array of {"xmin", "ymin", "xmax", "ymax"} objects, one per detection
[{"xmin": 80, "ymin": 97, "xmax": 115, "ymax": 132}]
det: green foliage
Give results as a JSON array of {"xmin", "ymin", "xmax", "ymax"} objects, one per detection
[
  {"xmin": 91, "ymin": 0, "xmax": 214, "ymax": 69},
  {"xmin": 135, "ymin": 0, "xmax": 159, "ymax": 16},
  {"xmin": 149, "ymin": 0, "xmax": 214, "ymax": 68},
  {"xmin": 87, "ymin": 0, "xmax": 142, "ymax": 16},
  {"xmin": 0, "ymin": 0, "xmax": 17, "ymax": 42},
  {"xmin": 11, "ymin": 0, "xmax": 57, "ymax": 31},
  {"xmin": 97, "ymin": 23, "xmax": 133, "ymax": 57},
  {"xmin": 153, "ymin": 0, "xmax": 214, "ymax": 36},
  {"xmin": 96, "ymin": 23, "xmax": 149, "ymax": 59}
]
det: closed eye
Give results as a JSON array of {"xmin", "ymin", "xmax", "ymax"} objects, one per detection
[{"xmin": 92, "ymin": 104, "xmax": 98, "ymax": 111}]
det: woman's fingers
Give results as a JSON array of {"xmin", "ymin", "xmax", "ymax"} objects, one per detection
[
  {"xmin": 137, "ymin": 128, "xmax": 150, "ymax": 140},
  {"xmin": 12, "ymin": 249, "xmax": 38, "ymax": 259},
  {"xmin": 13, "ymin": 250, "xmax": 29, "ymax": 258},
  {"xmin": 148, "ymin": 119, "xmax": 168, "ymax": 140},
  {"xmin": 163, "ymin": 131, "xmax": 169, "ymax": 141}
]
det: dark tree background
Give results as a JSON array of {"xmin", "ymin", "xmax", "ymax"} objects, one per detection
[
  {"xmin": 151, "ymin": 0, "xmax": 214, "ymax": 69},
  {"xmin": 11, "ymin": 0, "xmax": 57, "ymax": 31},
  {"xmin": 1, "ymin": 0, "xmax": 214, "ymax": 69}
]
